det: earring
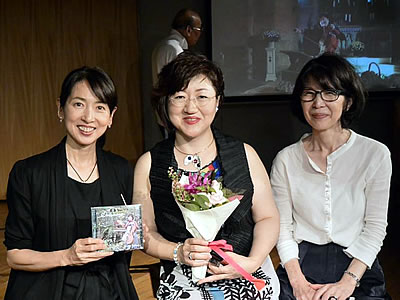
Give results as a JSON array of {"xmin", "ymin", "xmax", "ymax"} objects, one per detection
[
  {"xmin": 216, "ymin": 107, "xmax": 219, "ymax": 112},
  {"xmin": 59, "ymin": 118, "xmax": 63, "ymax": 123},
  {"xmin": 108, "ymin": 124, "xmax": 112, "ymax": 129}
]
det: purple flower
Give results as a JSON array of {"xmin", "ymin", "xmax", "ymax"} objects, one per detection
[{"xmin": 183, "ymin": 172, "xmax": 212, "ymax": 194}]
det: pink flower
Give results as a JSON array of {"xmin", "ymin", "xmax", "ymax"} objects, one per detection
[
  {"xmin": 228, "ymin": 195, "xmax": 244, "ymax": 202},
  {"xmin": 183, "ymin": 172, "xmax": 212, "ymax": 194},
  {"xmin": 169, "ymin": 166, "xmax": 245, "ymax": 211},
  {"xmin": 202, "ymin": 180, "xmax": 228, "ymax": 206}
]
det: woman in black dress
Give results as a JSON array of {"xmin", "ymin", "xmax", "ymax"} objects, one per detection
[
  {"xmin": 134, "ymin": 52, "xmax": 280, "ymax": 299},
  {"xmin": 4, "ymin": 66, "xmax": 138, "ymax": 299}
]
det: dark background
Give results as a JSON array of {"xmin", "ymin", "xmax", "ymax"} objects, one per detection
[{"xmin": 211, "ymin": 0, "xmax": 400, "ymax": 96}]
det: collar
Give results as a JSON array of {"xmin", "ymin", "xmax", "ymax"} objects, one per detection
[
  {"xmin": 169, "ymin": 29, "xmax": 188, "ymax": 50},
  {"xmin": 298, "ymin": 129, "xmax": 357, "ymax": 172}
]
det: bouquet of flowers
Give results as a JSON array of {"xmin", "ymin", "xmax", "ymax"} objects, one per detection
[
  {"xmin": 262, "ymin": 29, "xmax": 280, "ymax": 42},
  {"xmin": 168, "ymin": 166, "xmax": 244, "ymax": 281}
]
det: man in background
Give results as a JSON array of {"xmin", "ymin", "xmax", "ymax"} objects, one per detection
[{"xmin": 152, "ymin": 8, "xmax": 203, "ymax": 85}]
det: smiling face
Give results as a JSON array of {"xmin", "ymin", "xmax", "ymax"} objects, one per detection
[
  {"xmin": 168, "ymin": 74, "xmax": 219, "ymax": 140},
  {"xmin": 301, "ymin": 77, "xmax": 348, "ymax": 133},
  {"xmin": 57, "ymin": 80, "xmax": 116, "ymax": 149}
]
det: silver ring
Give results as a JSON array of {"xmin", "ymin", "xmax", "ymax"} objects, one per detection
[
  {"xmin": 328, "ymin": 297, "xmax": 338, "ymax": 300},
  {"xmin": 188, "ymin": 252, "xmax": 193, "ymax": 260}
]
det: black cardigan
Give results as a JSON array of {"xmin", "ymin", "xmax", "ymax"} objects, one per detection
[{"xmin": 4, "ymin": 138, "xmax": 138, "ymax": 300}]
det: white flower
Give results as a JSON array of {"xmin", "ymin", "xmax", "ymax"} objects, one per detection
[
  {"xmin": 211, "ymin": 180, "xmax": 222, "ymax": 191},
  {"xmin": 179, "ymin": 174, "xmax": 189, "ymax": 185},
  {"xmin": 207, "ymin": 180, "xmax": 228, "ymax": 205},
  {"xmin": 210, "ymin": 192, "xmax": 227, "ymax": 205}
]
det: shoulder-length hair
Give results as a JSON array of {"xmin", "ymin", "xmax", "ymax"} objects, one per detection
[{"xmin": 291, "ymin": 53, "xmax": 366, "ymax": 128}]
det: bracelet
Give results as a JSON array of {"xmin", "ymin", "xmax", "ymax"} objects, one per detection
[
  {"xmin": 173, "ymin": 242, "xmax": 183, "ymax": 265},
  {"xmin": 344, "ymin": 270, "xmax": 361, "ymax": 287}
]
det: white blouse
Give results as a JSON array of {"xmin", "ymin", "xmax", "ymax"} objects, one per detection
[{"xmin": 270, "ymin": 130, "xmax": 392, "ymax": 268}]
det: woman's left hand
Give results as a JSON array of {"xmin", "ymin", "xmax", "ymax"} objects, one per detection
[
  {"xmin": 198, "ymin": 252, "xmax": 258, "ymax": 284},
  {"xmin": 311, "ymin": 277, "xmax": 356, "ymax": 300}
]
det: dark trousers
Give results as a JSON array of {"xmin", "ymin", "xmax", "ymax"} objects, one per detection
[{"xmin": 277, "ymin": 242, "xmax": 391, "ymax": 300}]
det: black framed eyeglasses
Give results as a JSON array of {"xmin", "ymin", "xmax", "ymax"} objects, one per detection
[{"xmin": 300, "ymin": 89, "xmax": 344, "ymax": 102}]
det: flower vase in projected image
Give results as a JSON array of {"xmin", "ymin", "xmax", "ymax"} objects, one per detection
[{"xmin": 265, "ymin": 41, "xmax": 277, "ymax": 82}]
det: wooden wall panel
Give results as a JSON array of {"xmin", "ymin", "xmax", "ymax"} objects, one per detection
[{"xmin": 0, "ymin": 0, "xmax": 143, "ymax": 199}]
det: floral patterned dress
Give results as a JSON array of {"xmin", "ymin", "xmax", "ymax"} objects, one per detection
[{"xmin": 157, "ymin": 160, "xmax": 280, "ymax": 300}]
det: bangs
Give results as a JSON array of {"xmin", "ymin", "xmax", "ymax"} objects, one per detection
[
  {"xmin": 302, "ymin": 66, "xmax": 345, "ymax": 91},
  {"xmin": 166, "ymin": 65, "xmax": 218, "ymax": 96},
  {"xmin": 86, "ymin": 75, "xmax": 116, "ymax": 107},
  {"xmin": 88, "ymin": 79, "xmax": 108, "ymax": 104}
]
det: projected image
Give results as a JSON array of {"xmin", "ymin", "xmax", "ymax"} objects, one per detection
[{"xmin": 212, "ymin": 0, "xmax": 400, "ymax": 97}]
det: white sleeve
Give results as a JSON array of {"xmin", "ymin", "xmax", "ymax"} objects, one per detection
[
  {"xmin": 155, "ymin": 44, "xmax": 182, "ymax": 74},
  {"xmin": 344, "ymin": 148, "xmax": 392, "ymax": 268},
  {"xmin": 270, "ymin": 152, "xmax": 300, "ymax": 266}
]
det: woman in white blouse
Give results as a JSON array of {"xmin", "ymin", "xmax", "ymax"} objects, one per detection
[{"xmin": 271, "ymin": 53, "xmax": 392, "ymax": 300}]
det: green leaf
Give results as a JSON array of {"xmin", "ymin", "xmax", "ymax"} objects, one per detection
[
  {"xmin": 183, "ymin": 203, "xmax": 201, "ymax": 211},
  {"xmin": 193, "ymin": 194, "xmax": 211, "ymax": 210},
  {"xmin": 196, "ymin": 186, "xmax": 207, "ymax": 192},
  {"xmin": 222, "ymin": 188, "xmax": 235, "ymax": 198},
  {"xmin": 223, "ymin": 188, "xmax": 246, "ymax": 198}
]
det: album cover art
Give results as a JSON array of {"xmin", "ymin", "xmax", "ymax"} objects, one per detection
[{"xmin": 91, "ymin": 204, "xmax": 143, "ymax": 252}]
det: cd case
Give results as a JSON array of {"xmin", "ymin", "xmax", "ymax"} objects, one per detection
[{"xmin": 91, "ymin": 204, "xmax": 144, "ymax": 252}]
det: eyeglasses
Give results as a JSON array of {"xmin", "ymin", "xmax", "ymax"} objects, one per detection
[
  {"xmin": 300, "ymin": 89, "xmax": 344, "ymax": 102},
  {"xmin": 191, "ymin": 26, "xmax": 204, "ymax": 32},
  {"xmin": 169, "ymin": 95, "xmax": 216, "ymax": 107}
]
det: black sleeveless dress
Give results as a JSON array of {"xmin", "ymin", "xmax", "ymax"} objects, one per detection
[{"xmin": 149, "ymin": 128, "xmax": 279, "ymax": 300}]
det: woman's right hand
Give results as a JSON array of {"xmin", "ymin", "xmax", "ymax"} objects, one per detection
[
  {"xmin": 284, "ymin": 259, "xmax": 322, "ymax": 300},
  {"xmin": 291, "ymin": 276, "xmax": 322, "ymax": 300},
  {"xmin": 178, "ymin": 238, "xmax": 211, "ymax": 267},
  {"xmin": 62, "ymin": 238, "xmax": 114, "ymax": 266}
]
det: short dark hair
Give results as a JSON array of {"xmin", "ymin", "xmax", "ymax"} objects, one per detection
[
  {"xmin": 152, "ymin": 51, "xmax": 224, "ymax": 132},
  {"xmin": 171, "ymin": 8, "xmax": 199, "ymax": 30},
  {"xmin": 59, "ymin": 66, "xmax": 117, "ymax": 112},
  {"xmin": 291, "ymin": 53, "xmax": 366, "ymax": 128}
]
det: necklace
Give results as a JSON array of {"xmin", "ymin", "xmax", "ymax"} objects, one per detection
[
  {"xmin": 67, "ymin": 158, "xmax": 97, "ymax": 183},
  {"xmin": 174, "ymin": 138, "xmax": 215, "ymax": 170}
]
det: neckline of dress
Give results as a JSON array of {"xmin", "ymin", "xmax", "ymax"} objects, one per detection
[{"xmin": 67, "ymin": 176, "xmax": 100, "ymax": 185}]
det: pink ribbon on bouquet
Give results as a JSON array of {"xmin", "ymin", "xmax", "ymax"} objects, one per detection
[{"xmin": 208, "ymin": 240, "xmax": 266, "ymax": 291}]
